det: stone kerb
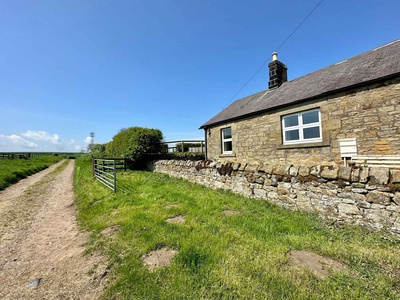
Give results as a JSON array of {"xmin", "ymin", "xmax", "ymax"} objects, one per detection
[{"xmin": 152, "ymin": 160, "xmax": 400, "ymax": 236}]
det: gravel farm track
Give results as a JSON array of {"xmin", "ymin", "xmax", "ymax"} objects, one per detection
[{"xmin": 0, "ymin": 159, "xmax": 108, "ymax": 300}]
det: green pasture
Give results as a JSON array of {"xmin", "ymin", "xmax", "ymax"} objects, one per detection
[
  {"xmin": 0, "ymin": 156, "xmax": 63, "ymax": 190},
  {"xmin": 74, "ymin": 157, "xmax": 400, "ymax": 300}
]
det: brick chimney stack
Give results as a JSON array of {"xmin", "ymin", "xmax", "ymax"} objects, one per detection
[{"xmin": 268, "ymin": 52, "xmax": 288, "ymax": 89}]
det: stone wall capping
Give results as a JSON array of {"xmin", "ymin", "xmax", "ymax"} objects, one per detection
[
  {"xmin": 310, "ymin": 166, "xmax": 321, "ymax": 177},
  {"xmin": 232, "ymin": 162, "xmax": 241, "ymax": 171},
  {"xmin": 351, "ymin": 168, "xmax": 360, "ymax": 182},
  {"xmin": 391, "ymin": 170, "xmax": 400, "ymax": 183},
  {"xmin": 238, "ymin": 163, "xmax": 247, "ymax": 171},
  {"xmin": 339, "ymin": 167, "xmax": 352, "ymax": 181},
  {"xmin": 245, "ymin": 163, "xmax": 258, "ymax": 173},
  {"xmin": 152, "ymin": 159, "xmax": 400, "ymax": 236},
  {"xmin": 359, "ymin": 168, "xmax": 369, "ymax": 183},
  {"xmin": 369, "ymin": 168, "xmax": 390, "ymax": 185},
  {"xmin": 273, "ymin": 165, "xmax": 287, "ymax": 176},
  {"xmin": 209, "ymin": 161, "xmax": 218, "ymax": 168},
  {"xmin": 298, "ymin": 166, "xmax": 310, "ymax": 177},
  {"xmin": 321, "ymin": 166, "xmax": 339, "ymax": 180},
  {"xmin": 263, "ymin": 164, "xmax": 274, "ymax": 174},
  {"xmin": 289, "ymin": 166, "xmax": 299, "ymax": 176}
]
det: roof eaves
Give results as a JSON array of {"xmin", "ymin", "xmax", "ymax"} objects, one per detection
[{"xmin": 199, "ymin": 71, "xmax": 400, "ymax": 129}]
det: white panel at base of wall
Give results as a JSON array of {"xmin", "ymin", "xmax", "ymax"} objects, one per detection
[{"xmin": 338, "ymin": 138, "xmax": 357, "ymax": 158}]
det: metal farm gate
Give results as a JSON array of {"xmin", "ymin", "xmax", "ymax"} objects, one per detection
[{"xmin": 92, "ymin": 158, "xmax": 126, "ymax": 192}]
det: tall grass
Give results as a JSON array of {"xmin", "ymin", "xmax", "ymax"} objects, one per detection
[
  {"xmin": 0, "ymin": 156, "xmax": 63, "ymax": 190},
  {"xmin": 74, "ymin": 157, "xmax": 400, "ymax": 299}
]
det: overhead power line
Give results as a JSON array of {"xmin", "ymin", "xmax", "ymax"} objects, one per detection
[
  {"xmin": 222, "ymin": 0, "xmax": 325, "ymax": 109},
  {"xmin": 275, "ymin": 0, "xmax": 325, "ymax": 52}
]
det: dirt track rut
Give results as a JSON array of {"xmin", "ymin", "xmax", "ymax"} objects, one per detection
[{"xmin": 0, "ymin": 160, "xmax": 107, "ymax": 299}]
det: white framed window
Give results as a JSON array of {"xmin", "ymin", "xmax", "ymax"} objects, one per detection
[
  {"xmin": 282, "ymin": 108, "xmax": 322, "ymax": 144},
  {"xmin": 221, "ymin": 127, "xmax": 233, "ymax": 154}
]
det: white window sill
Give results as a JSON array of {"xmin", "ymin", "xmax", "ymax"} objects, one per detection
[
  {"xmin": 277, "ymin": 141, "xmax": 330, "ymax": 149},
  {"xmin": 219, "ymin": 153, "xmax": 236, "ymax": 158}
]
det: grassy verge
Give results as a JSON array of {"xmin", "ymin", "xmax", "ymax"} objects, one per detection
[
  {"xmin": 0, "ymin": 156, "xmax": 63, "ymax": 190},
  {"xmin": 74, "ymin": 157, "xmax": 400, "ymax": 299}
]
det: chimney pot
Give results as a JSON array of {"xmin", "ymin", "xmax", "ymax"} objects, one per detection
[{"xmin": 268, "ymin": 53, "xmax": 288, "ymax": 89}]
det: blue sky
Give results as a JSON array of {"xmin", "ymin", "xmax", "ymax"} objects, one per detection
[{"xmin": 0, "ymin": 0, "xmax": 398, "ymax": 152}]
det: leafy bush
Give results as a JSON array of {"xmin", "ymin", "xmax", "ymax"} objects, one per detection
[
  {"xmin": 91, "ymin": 143, "xmax": 108, "ymax": 158},
  {"xmin": 106, "ymin": 127, "xmax": 163, "ymax": 163}
]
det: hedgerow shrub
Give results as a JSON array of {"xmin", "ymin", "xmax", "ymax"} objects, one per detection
[
  {"xmin": 106, "ymin": 127, "xmax": 163, "ymax": 165},
  {"xmin": 91, "ymin": 143, "xmax": 108, "ymax": 158}
]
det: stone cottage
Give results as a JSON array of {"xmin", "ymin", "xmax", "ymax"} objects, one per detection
[{"xmin": 200, "ymin": 40, "xmax": 400, "ymax": 167}]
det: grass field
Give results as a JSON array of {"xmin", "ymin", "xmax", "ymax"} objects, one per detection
[
  {"xmin": 0, "ymin": 156, "xmax": 63, "ymax": 190},
  {"xmin": 74, "ymin": 157, "xmax": 400, "ymax": 300}
]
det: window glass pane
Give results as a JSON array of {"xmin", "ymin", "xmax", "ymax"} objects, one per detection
[
  {"xmin": 284, "ymin": 115, "xmax": 298, "ymax": 127},
  {"xmin": 302, "ymin": 111, "xmax": 319, "ymax": 124},
  {"xmin": 285, "ymin": 129, "xmax": 299, "ymax": 141},
  {"xmin": 303, "ymin": 126, "xmax": 320, "ymax": 139},
  {"xmin": 223, "ymin": 128, "xmax": 231, "ymax": 139},
  {"xmin": 224, "ymin": 141, "xmax": 232, "ymax": 152}
]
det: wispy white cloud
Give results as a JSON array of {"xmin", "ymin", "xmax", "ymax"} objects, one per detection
[
  {"xmin": 84, "ymin": 136, "xmax": 93, "ymax": 145},
  {"xmin": 21, "ymin": 130, "xmax": 61, "ymax": 144},
  {"xmin": 0, "ymin": 130, "xmax": 85, "ymax": 152},
  {"xmin": 0, "ymin": 134, "xmax": 38, "ymax": 149}
]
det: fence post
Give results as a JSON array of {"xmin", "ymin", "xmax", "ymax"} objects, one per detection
[
  {"xmin": 92, "ymin": 159, "xmax": 95, "ymax": 176},
  {"xmin": 113, "ymin": 159, "xmax": 117, "ymax": 192}
]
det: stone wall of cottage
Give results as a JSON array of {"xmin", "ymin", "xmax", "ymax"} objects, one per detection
[
  {"xmin": 151, "ymin": 159, "xmax": 400, "ymax": 236},
  {"xmin": 205, "ymin": 78, "xmax": 400, "ymax": 167}
]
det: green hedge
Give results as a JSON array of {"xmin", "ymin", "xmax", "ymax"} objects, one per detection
[{"xmin": 106, "ymin": 127, "xmax": 163, "ymax": 160}]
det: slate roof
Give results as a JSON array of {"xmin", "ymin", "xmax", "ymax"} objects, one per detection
[{"xmin": 201, "ymin": 39, "xmax": 400, "ymax": 129}]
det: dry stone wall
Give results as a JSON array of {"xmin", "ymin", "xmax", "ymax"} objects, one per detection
[{"xmin": 152, "ymin": 159, "xmax": 400, "ymax": 236}]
